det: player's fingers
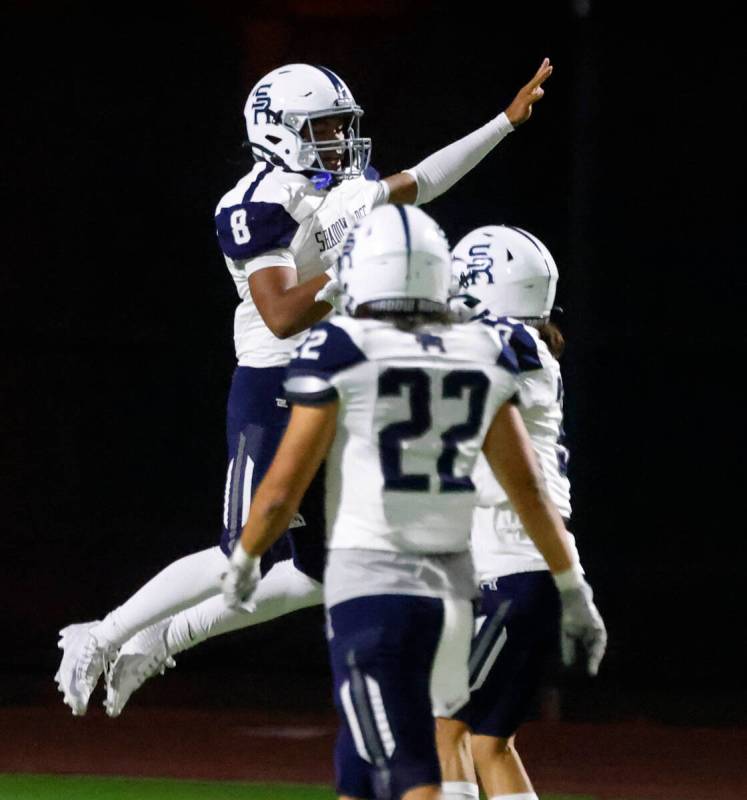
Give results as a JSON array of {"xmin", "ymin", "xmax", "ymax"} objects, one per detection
[
  {"xmin": 560, "ymin": 631, "xmax": 576, "ymax": 667},
  {"xmin": 532, "ymin": 57, "xmax": 550, "ymax": 79},
  {"xmin": 527, "ymin": 58, "xmax": 553, "ymax": 88},
  {"xmin": 586, "ymin": 639, "xmax": 605, "ymax": 676},
  {"xmin": 585, "ymin": 626, "xmax": 607, "ymax": 675},
  {"xmin": 529, "ymin": 87, "xmax": 545, "ymax": 102}
]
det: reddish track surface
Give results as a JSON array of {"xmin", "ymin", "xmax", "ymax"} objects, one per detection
[{"xmin": 2, "ymin": 705, "xmax": 746, "ymax": 799}]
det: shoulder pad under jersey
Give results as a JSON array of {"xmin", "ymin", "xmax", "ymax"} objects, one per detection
[
  {"xmin": 475, "ymin": 313, "xmax": 542, "ymax": 373},
  {"xmin": 215, "ymin": 163, "xmax": 310, "ymax": 260},
  {"xmin": 284, "ymin": 319, "xmax": 367, "ymax": 405}
]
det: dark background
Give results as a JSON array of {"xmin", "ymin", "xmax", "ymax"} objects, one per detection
[{"xmin": 2, "ymin": 1, "xmax": 745, "ymax": 724}]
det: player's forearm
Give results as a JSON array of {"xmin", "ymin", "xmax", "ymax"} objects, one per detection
[
  {"xmin": 493, "ymin": 460, "xmax": 576, "ymax": 574},
  {"xmin": 484, "ymin": 403, "xmax": 574, "ymax": 574},
  {"xmin": 402, "ymin": 113, "xmax": 514, "ymax": 206},
  {"xmin": 257, "ymin": 274, "xmax": 331, "ymax": 339},
  {"xmin": 509, "ymin": 485, "xmax": 576, "ymax": 575},
  {"xmin": 384, "ymin": 172, "xmax": 418, "ymax": 205},
  {"xmin": 237, "ymin": 403, "xmax": 337, "ymax": 558},
  {"xmin": 238, "ymin": 484, "xmax": 300, "ymax": 558}
]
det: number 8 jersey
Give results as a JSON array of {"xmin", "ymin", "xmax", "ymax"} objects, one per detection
[
  {"xmin": 215, "ymin": 163, "xmax": 386, "ymax": 368},
  {"xmin": 284, "ymin": 316, "xmax": 540, "ymax": 554}
]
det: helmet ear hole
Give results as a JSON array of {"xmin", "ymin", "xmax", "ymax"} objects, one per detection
[{"xmin": 265, "ymin": 135, "xmax": 281, "ymax": 145}]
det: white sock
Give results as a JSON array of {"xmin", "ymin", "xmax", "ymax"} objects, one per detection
[
  {"xmin": 166, "ymin": 559, "xmax": 323, "ymax": 654},
  {"xmin": 121, "ymin": 617, "xmax": 170, "ymax": 655},
  {"xmin": 442, "ymin": 781, "xmax": 479, "ymax": 799},
  {"xmin": 488, "ymin": 793, "xmax": 538, "ymax": 800},
  {"xmin": 91, "ymin": 546, "xmax": 227, "ymax": 648}
]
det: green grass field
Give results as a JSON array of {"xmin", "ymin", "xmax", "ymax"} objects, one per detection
[{"xmin": 0, "ymin": 774, "xmax": 599, "ymax": 799}]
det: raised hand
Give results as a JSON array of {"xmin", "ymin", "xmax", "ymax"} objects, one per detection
[{"xmin": 505, "ymin": 57, "xmax": 553, "ymax": 127}]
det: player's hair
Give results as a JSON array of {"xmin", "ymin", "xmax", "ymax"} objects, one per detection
[
  {"xmin": 355, "ymin": 300, "xmax": 451, "ymax": 331},
  {"xmin": 536, "ymin": 320, "xmax": 565, "ymax": 358}
]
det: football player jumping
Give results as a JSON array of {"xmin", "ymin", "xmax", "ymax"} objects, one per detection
[{"xmin": 56, "ymin": 59, "xmax": 553, "ymax": 718}]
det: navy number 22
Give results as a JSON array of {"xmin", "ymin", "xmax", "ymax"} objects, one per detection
[{"xmin": 377, "ymin": 367, "xmax": 489, "ymax": 492}]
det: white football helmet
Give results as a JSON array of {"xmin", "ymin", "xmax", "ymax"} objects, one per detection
[
  {"xmin": 337, "ymin": 205, "xmax": 452, "ymax": 315},
  {"xmin": 244, "ymin": 63, "xmax": 371, "ymax": 178},
  {"xmin": 451, "ymin": 225, "xmax": 558, "ymax": 321}
]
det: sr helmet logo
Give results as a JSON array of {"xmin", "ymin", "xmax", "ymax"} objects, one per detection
[
  {"xmin": 244, "ymin": 64, "xmax": 371, "ymax": 178},
  {"xmin": 451, "ymin": 226, "xmax": 559, "ymax": 320},
  {"xmin": 251, "ymin": 84, "xmax": 273, "ymax": 124},
  {"xmin": 465, "ymin": 243, "xmax": 495, "ymax": 285}
]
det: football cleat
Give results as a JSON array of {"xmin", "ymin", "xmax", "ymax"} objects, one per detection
[
  {"xmin": 104, "ymin": 620, "xmax": 175, "ymax": 718},
  {"xmin": 55, "ymin": 621, "xmax": 115, "ymax": 716}
]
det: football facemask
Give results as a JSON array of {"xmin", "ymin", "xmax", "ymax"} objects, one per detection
[{"xmin": 244, "ymin": 64, "xmax": 371, "ymax": 178}]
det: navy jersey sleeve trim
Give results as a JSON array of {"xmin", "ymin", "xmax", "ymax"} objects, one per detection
[
  {"xmin": 284, "ymin": 374, "xmax": 339, "ymax": 406},
  {"xmin": 288, "ymin": 321, "xmax": 367, "ymax": 377},
  {"xmin": 481, "ymin": 316, "xmax": 541, "ymax": 373},
  {"xmin": 285, "ymin": 386, "xmax": 339, "ymax": 406},
  {"xmin": 216, "ymin": 200, "xmax": 299, "ymax": 260},
  {"xmin": 508, "ymin": 323, "xmax": 542, "ymax": 372},
  {"xmin": 496, "ymin": 346, "xmax": 520, "ymax": 375}
]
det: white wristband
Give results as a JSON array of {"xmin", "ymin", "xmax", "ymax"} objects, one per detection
[
  {"xmin": 552, "ymin": 565, "xmax": 586, "ymax": 592},
  {"xmin": 230, "ymin": 544, "xmax": 257, "ymax": 570},
  {"xmin": 373, "ymin": 179, "xmax": 391, "ymax": 207}
]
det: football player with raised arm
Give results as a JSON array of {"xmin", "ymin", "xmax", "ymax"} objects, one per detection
[
  {"xmin": 436, "ymin": 226, "xmax": 602, "ymax": 800},
  {"xmin": 221, "ymin": 205, "xmax": 606, "ymax": 800},
  {"xmin": 56, "ymin": 59, "xmax": 554, "ymax": 718}
]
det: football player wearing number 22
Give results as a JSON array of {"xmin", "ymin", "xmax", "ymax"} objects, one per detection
[{"xmin": 222, "ymin": 204, "xmax": 605, "ymax": 800}]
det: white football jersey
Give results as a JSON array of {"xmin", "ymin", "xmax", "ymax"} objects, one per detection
[
  {"xmin": 469, "ymin": 318, "xmax": 576, "ymax": 579},
  {"xmin": 215, "ymin": 164, "xmax": 386, "ymax": 367},
  {"xmin": 284, "ymin": 316, "xmax": 534, "ymax": 555}
]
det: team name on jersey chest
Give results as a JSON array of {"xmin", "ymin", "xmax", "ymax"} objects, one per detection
[{"xmin": 315, "ymin": 204, "xmax": 368, "ymax": 252}]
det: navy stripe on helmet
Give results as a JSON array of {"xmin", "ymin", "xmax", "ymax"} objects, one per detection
[
  {"xmin": 314, "ymin": 65, "xmax": 349, "ymax": 99},
  {"xmin": 505, "ymin": 225, "xmax": 552, "ymax": 281},
  {"xmin": 395, "ymin": 205, "xmax": 412, "ymax": 281}
]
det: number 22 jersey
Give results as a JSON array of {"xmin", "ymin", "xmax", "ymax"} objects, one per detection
[{"xmin": 284, "ymin": 316, "xmax": 540, "ymax": 554}]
